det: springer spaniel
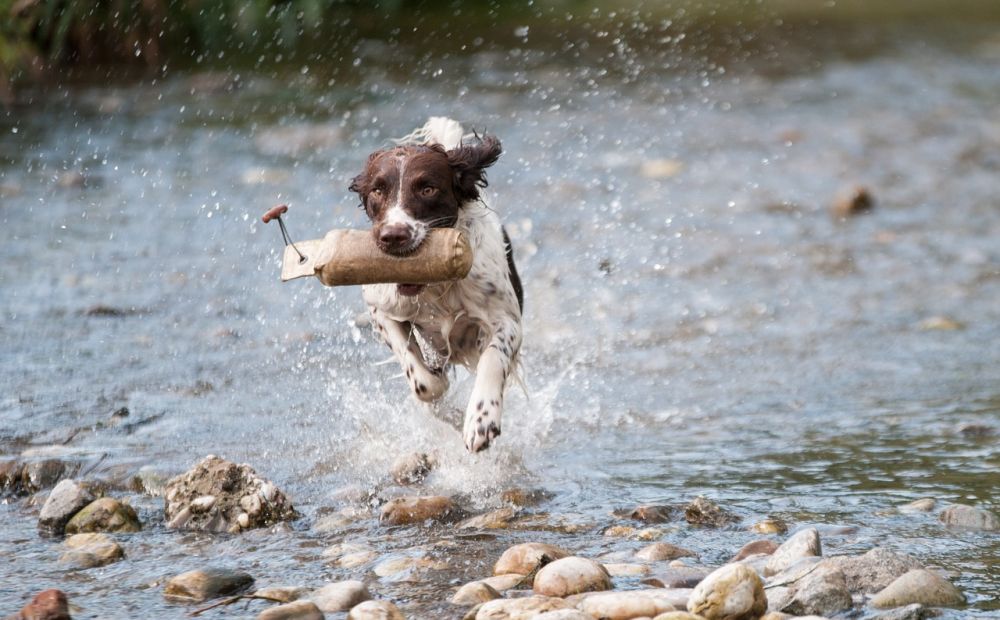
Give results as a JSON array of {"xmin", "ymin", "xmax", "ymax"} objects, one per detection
[{"xmin": 349, "ymin": 118, "xmax": 524, "ymax": 452}]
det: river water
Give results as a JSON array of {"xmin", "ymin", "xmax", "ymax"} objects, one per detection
[{"xmin": 1, "ymin": 6, "xmax": 998, "ymax": 618}]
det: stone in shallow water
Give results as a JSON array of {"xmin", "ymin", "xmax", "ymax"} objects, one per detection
[
  {"xmin": 628, "ymin": 505, "xmax": 678, "ymax": 523},
  {"xmin": 644, "ymin": 566, "xmax": 709, "ymax": 589},
  {"xmin": 9, "ymin": 589, "xmax": 70, "ymax": 620},
  {"xmin": 533, "ymin": 557, "xmax": 612, "ymax": 597},
  {"xmin": 575, "ymin": 590, "xmax": 676, "ymax": 619},
  {"xmin": 749, "ymin": 518, "xmax": 787, "ymax": 534},
  {"xmin": 764, "ymin": 528, "xmax": 821, "ymax": 576},
  {"xmin": 653, "ymin": 613, "xmax": 705, "ymax": 620},
  {"xmin": 782, "ymin": 563, "xmax": 852, "ymax": 617},
  {"xmin": 163, "ymin": 456, "xmax": 297, "ymax": 533},
  {"xmin": 347, "ymin": 600, "xmax": 405, "ymax": 620},
  {"xmin": 163, "ymin": 567, "xmax": 255, "ymax": 602},
  {"xmin": 822, "ymin": 547, "xmax": 923, "ymax": 594},
  {"xmin": 869, "ymin": 603, "xmax": 933, "ymax": 620},
  {"xmin": 389, "ymin": 452, "xmax": 435, "ymax": 485},
  {"xmin": 58, "ymin": 532, "xmax": 125, "ymax": 569},
  {"xmin": 939, "ymin": 504, "xmax": 1000, "ymax": 531},
  {"xmin": 65, "ymin": 497, "xmax": 141, "ymax": 534},
  {"xmin": 257, "ymin": 600, "xmax": 323, "ymax": 620},
  {"xmin": 475, "ymin": 595, "xmax": 573, "ymax": 619},
  {"xmin": 481, "ymin": 573, "xmax": 528, "ymax": 592},
  {"xmin": 533, "ymin": 611, "xmax": 593, "ymax": 620},
  {"xmin": 254, "ymin": 586, "xmax": 307, "ymax": 603},
  {"xmin": 899, "ymin": 498, "xmax": 936, "ymax": 513},
  {"xmin": 458, "ymin": 507, "xmax": 519, "ymax": 530},
  {"xmin": 730, "ymin": 539, "xmax": 779, "ymax": 562},
  {"xmin": 494, "ymin": 542, "xmax": 570, "ymax": 576},
  {"xmin": 604, "ymin": 563, "xmax": 651, "ymax": 577},
  {"xmin": 451, "ymin": 581, "xmax": 501, "ymax": 605},
  {"xmin": 870, "ymin": 569, "xmax": 966, "ymax": 609},
  {"xmin": 309, "ymin": 580, "xmax": 371, "ymax": 612},
  {"xmin": 379, "ymin": 495, "xmax": 455, "ymax": 525},
  {"xmin": 636, "ymin": 542, "xmax": 696, "ymax": 562},
  {"xmin": 687, "ymin": 563, "xmax": 766, "ymax": 620},
  {"xmin": 38, "ymin": 479, "xmax": 95, "ymax": 536},
  {"xmin": 684, "ymin": 496, "xmax": 740, "ymax": 528}
]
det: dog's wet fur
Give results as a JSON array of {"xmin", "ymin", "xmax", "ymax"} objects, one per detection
[{"xmin": 350, "ymin": 120, "xmax": 523, "ymax": 452}]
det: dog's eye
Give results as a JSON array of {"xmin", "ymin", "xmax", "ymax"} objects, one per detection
[
  {"xmin": 371, "ymin": 188, "xmax": 384, "ymax": 197},
  {"xmin": 420, "ymin": 186, "xmax": 438, "ymax": 197}
]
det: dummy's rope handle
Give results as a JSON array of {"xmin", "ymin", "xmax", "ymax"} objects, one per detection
[{"xmin": 262, "ymin": 204, "xmax": 308, "ymax": 264}]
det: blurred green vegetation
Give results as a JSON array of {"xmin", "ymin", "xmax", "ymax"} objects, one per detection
[{"xmin": 2, "ymin": 0, "xmax": 999, "ymax": 102}]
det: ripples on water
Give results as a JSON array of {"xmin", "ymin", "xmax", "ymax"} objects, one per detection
[{"xmin": 1, "ymin": 6, "xmax": 998, "ymax": 617}]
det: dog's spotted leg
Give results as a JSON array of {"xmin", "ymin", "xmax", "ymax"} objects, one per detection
[
  {"xmin": 370, "ymin": 309, "xmax": 448, "ymax": 402},
  {"xmin": 464, "ymin": 317, "xmax": 521, "ymax": 452}
]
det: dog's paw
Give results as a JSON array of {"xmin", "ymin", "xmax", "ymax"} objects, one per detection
[
  {"xmin": 407, "ymin": 364, "xmax": 449, "ymax": 402},
  {"xmin": 463, "ymin": 400, "xmax": 502, "ymax": 452}
]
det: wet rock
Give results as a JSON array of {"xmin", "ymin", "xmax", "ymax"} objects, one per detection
[
  {"xmin": 533, "ymin": 611, "xmax": 593, "ymax": 620},
  {"xmin": 575, "ymin": 590, "xmax": 676, "ymax": 619},
  {"xmin": 23, "ymin": 459, "xmax": 69, "ymax": 492},
  {"xmin": 939, "ymin": 504, "xmax": 1000, "ymax": 530},
  {"xmin": 255, "ymin": 586, "xmax": 307, "ymax": 603},
  {"xmin": 163, "ymin": 567, "xmax": 255, "ymax": 602},
  {"xmin": 390, "ymin": 452, "xmax": 435, "ymax": 485},
  {"xmin": 494, "ymin": 542, "xmax": 571, "ymax": 576},
  {"xmin": 58, "ymin": 532, "xmax": 124, "ymax": 569},
  {"xmin": 730, "ymin": 539, "xmax": 779, "ymax": 562},
  {"xmin": 452, "ymin": 581, "xmax": 501, "ymax": 605},
  {"xmin": 379, "ymin": 495, "xmax": 455, "ymax": 525},
  {"xmin": 764, "ymin": 528, "xmax": 821, "ymax": 576},
  {"xmin": 644, "ymin": 566, "xmax": 710, "ymax": 589},
  {"xmin": 653, "ymin": 613, "xmax": 705, "ymax": 620},
  {"xmin": 899, "ymin": 498, "xmax": 936, "ymax": 513},
  {"xmin": 500, "ymin": 488, "xmax": 552, "ymax": 507},
  {"xmin": 687, "ymin": 563, "xmax": 766, "ymax": 620},
  {"xmin": 7, "ymin": 589, "xmax": 71, "ymax": 620},
  {"xmin": 338, "ymin": 550, "xmax": 379, "ymax": 568},
  {"xmin": 475, "ymin": 595, "xmax": 573, "ymax": 619},
  {"xmin": 957, "ymin": 423, "xmax": 994, "ymax": 437},
  {"xmin": 758, "ymin": 614, "xmax": 792, "ymax": 620},
  {"xmin": 0, "ymin": 460, "xmax": 25, "ymax": 495},
  {"xmin": 570, "ymin": 589, "xmax": 691, "ymax": 613},
  {"xmin": 749, "ymin": 518, "xmax": 787, "ymax": 534},
  {"xmin": 823, "ymin": 547, "xmax": 923, "ymax": 594},
  {"xmin": 164, "ymin": 456, "xmax": 297, "ymax": 533},
  {"xmin": 869, "ymin": 603, "xmax": 933, "ymax": 620},
  {"xmin": 782, "ymin": 563, "xmax": 852, "ymax": 616},
  {"xmin": 637, "ymin": 542, "xmax": 697, "ymax": 562},
  {"xmin": 629, "ymin": 505, "xmax": 678, "ymax": 523},
  {"xmin": 870, "ymin": 569, "xmax": 966, "ymax": 608},
  {"xmin": 684, "ymin": 497, "xmax": 739, "ymax": 528},
  {"xmin": 65, "ymin": 497, "xmax": 141, "ymax": 534},
  {"xmin": 255, "ymin": 124, "xmax": 344, "ymax": 158},
  {"xmin": 832, "ymin": 185, "xmax": 874, "ymax": 218},
  {"xmin": 459, "ymin": 507, "xmax": 519, "ymax": 530},
  {"xmin": 258, "ymin": 600, "xmax": 324, "ymax": 620},
  {"xmin": 38, "ymin": 479, "xmax": 96, "ymax": 536},
  {"xmin": 916, "ymin": 316, "xmax": 964, "ymax": 331},
  {"xmin": 640, "ymin": 159, "xmax": 684, "ymax": 179},
  {"xmin": 347, "ymin": 600, "xmax": 404, "ymax": 620},
  {"xmin": 310, "ymin": 580, "xmax": 371, "ymax": 612},
  {"xmin": 482, "ymin": 573, "xmax": 529, "ymax": 592},
  {"xmin": 533, "ymin": 557, "xmax": 612, "ymax": 597},
  {"xmin": 604, "ymin": 525, "xmax": 636, "ymax": 537},
  {"xmin": 373, "ymin": 555, "xmax": 446, "ymax": 579},
  {"xmin": 605, "ymin": 563, "xmax": 651, "ymax": 577}
]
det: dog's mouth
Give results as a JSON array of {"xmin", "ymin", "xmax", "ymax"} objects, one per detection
[{"xmin": 397, "ymin": 283, "xmax": 425, "ymax": 296}]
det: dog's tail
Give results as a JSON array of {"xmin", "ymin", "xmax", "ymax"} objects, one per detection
[{"xmin": 396, "ymin": 117, "xmax": 466, "ymax": 150}]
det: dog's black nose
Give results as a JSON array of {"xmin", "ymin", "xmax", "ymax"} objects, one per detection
[{"xmin": 378, "ymin": 224, "xmax": 412, "ymax": 251}]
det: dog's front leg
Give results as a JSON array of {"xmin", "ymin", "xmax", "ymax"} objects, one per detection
[
  {"xmin": 464, "ymin": 317, "xmax": 521, "ymax": 452},
  {"xmin": 370, "ymin": 309, "xmax": 449, "ymax": 402}
]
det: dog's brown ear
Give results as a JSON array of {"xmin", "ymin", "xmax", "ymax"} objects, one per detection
[
  {"xmin": 447, "ymin": 134, "xmax": 502, "ymax": 204},
  {"xmin": 349, "ymin": 150, "xmax": 383, "ymax": 196}
]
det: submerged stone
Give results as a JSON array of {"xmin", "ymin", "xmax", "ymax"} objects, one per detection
[
  {"xmin": 65, "ymin": 497, "xmax": 141, "ymax": 534},
  {"xmin": 163, "ymin": 567, "xmax": 255, "ymax": 602}
]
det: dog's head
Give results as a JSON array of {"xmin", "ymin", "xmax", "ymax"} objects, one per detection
[{"xmin": 349, "ymin": 134, "xmax": 502, "ymax": 256}]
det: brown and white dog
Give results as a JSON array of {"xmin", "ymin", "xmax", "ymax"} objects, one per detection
[{"xmin": 349, "ymin": 118, "xmax": 523, "ymax": 452}]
